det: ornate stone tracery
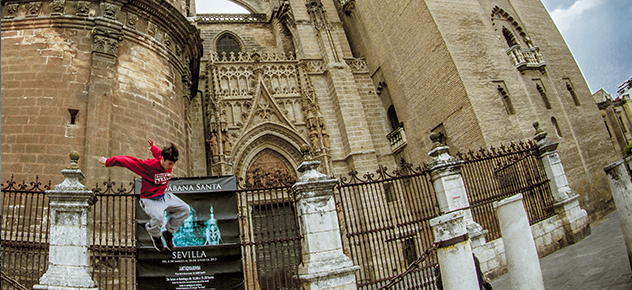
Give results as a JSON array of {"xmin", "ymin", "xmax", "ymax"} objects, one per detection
[{"xmin": 204, "ymin": 45, "xmax": 332, "ymax": 177}]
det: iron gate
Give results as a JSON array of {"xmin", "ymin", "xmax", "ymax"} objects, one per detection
[
  {"xmin": 1, "ymin": 177, "xmax": 301, "ymax": 290},
  {"xmin": 334, "ymin": 164, "xmax": 441, "ymax": 290}
]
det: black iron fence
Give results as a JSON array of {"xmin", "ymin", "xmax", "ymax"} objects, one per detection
[
  {"xmin": 1, "ymin": 176, "xmax": 51, "ymax": 290},
  {"xmin": 457, "ymin": 141, "xmax": 556, "ymax": 241},
  {"xmin": 90, "ymin": 180, "xmax": 137, "ymax": 290},
  {"xmin": 335, "ymin": 164, "xmax": 441, "ymax": 290},
  {"xmin": 334, "ymin": 141, "xmax": 555, "ymax": 289},
  {"xmin": 1, "ymin": 141, "xmax": 556, "ymax": 290},
  {"xmin": 237, "ymin": 185, "xmax": 302, "ymax": 290},
  {"xmin": 1, "ymin": 177, "xmax": 301, "ymax": 290}
]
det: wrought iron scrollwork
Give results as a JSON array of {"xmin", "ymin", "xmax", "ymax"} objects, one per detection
[
  {"xmin": 91, "ymin": 180, "xmax": 135, "ymax": 195},
  {"xmin": 1, "ymin": 175, "xmax": 52, "ymax": 192}
]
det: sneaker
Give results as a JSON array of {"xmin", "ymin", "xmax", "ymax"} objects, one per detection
[
  {"xmin": 151, "ymin": 236, "xmax": 164, "ymax": 252},
  {"xmin": 162, "ymin": 231, "xmax": 175, "ymax": 251}
]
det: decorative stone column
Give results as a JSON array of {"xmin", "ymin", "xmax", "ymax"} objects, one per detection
[
  {"xmin": 604, "ymin": 159, "xmax": 632, "ymax": 271},
  {"xmin": 430, "ymin": 211, "xmax": 480, "ymax": 290},
  {"xmin": 494, "ymin": 194, "xmax": 545, "ymax": 290},
  {"xmin": 290, "ymin": 146, "xmax": 359, "ymax": 290},
  {"xmin": 533, "ymin": 122, "xmax": 590, "ymax": 243},
  {"xmin": 428, "ymin": 132, "xmax": 487, "ymax": 247},
  {"xmin": 34, "ymin": 152, "xmax": 98, "ymax": 290}
]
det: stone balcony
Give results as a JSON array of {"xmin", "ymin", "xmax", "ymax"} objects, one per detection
[
  {"xmin": 506, "ymin": 45, "xmax": 546, "ymax": 73},
  {"xmin": 387, "ymin": 123, "xmax": 407, "ymax": 153}
]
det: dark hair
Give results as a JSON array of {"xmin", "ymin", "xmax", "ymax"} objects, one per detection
[{"xmin": 161, "ymin": 143, "xmax": 179, "ymax": 162}]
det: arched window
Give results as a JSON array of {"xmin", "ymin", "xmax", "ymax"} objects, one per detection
[
  {"xmin": 216, "ymin": 34, "xmax": 241, "ymax": 54},
  {"xmin": 497, "ymin": 84, "xmax": 515, "ymax": 115},
  {"xmin": 502, "ymin": 27, "xmax": 518, "ymax": 47},
  {"xmin": 536, "ymin": 84, "xmax": 551, "ymax": 109},
  {"xmin": 552, "ymin": 117, "xmax": 563, "ymax": 137},
  {"xmin": 387, "ymin": 105, "xmax": 401, "ymax": 131},
  {"xmin": 566, "ymin": 82, "xmax": 581, "ymax": 106}
]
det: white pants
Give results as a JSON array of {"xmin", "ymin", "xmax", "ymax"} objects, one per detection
[{"xmin": 139, "ymin": 192, "xmax": 190, "ymax": 238}]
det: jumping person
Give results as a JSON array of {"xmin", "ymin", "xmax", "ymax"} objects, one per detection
[{"xmin": 99, "ymin": 139, "xmax": 190, "ymax": 252}]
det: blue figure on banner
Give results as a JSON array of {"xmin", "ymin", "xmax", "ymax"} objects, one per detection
[
  {"xmin": 204, "ymin": 206, "xmax": 222, "ymax": 245},
  {"xmin": 164, "ymin": 206, "xmax": 204, "ymax": 247}
]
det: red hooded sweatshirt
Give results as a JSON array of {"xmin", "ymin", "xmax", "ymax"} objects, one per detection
[{"xmin": 105, "ymin": 145, "xmax": 171, "ymax": 199}]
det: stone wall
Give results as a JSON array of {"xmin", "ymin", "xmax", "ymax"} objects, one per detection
[
  {"xmin": 1, "ymin": 0, "xmax": 202, "ymax": 185},
  {"xmin": 338, "ymin": 0, "xmax": 487, "ymax": 163},
  {"xmin": 336, "ymin": 0, "xmax": 618, "ymax": 219},
  {"xmin": 1, "ymin": 25, "xmax": 93, "ymax": 184}
]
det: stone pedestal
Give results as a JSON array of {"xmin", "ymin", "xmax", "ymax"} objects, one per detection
[
  {"xmin": 290, "ymin": 148, "xmax": 359, "ymax": 290},
  {"xmin": 34, "ymin": 152, "xmax": 98, "ymax": 290},
  {"xmin": 494, "ymin": 194, "xmax": 544, "ymax": 290},
  {"xmin": 534, "ymin": 122, "xmax": 590, "ymax": 244},
  {"xmin": 430, "ymin": 211, "xmax": 480, "ymax": 290},
  {"xmin": 604, "ymin": 159, "xmax": 632, "ymax": 272},
  {"xmin": 553, "ymin": 194, "xmax": 591, "ymax": 244},
  {"xmin": 428, "ymin": 132, "xmax": 487, "ymax": 247}
]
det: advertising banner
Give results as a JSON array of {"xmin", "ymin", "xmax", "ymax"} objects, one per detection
[{"xmin": 135, "ymin": 176, "xmax": 243, "ymax": 290}]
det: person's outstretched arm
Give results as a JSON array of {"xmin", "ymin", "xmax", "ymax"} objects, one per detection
[{"xmin": 148, "ymin": 139, "xmax": 162, "ymax": 159}]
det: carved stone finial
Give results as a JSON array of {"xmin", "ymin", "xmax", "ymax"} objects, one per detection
[
  {"xmin": 300, "ymin": 144, "xmax": 313, "ymax": 162},
  {"xmin": 533, "ymin": 121, "xmax": 558, "ymax": 153},
  {"xmin": 533, "ymin": 122, "xmax": 544, "ymax": 135},
  {"xmin": 430, "ymin": 132, "xmax": 444, "ymax": 148},
  {"xmin": 428, "ymin": 132, "xmax": 462, "ymax": 175},
  {"xmin": 68, "ymin": 150, "xmax": 80, "ymax": 169}
]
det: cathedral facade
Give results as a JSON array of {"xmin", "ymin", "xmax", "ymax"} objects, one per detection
[{"xmin": 1, "ymin": 0, "xmax": 618, "ymax": 219}]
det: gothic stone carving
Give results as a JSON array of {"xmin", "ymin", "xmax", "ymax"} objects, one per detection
[
  {"xmin": 27, "ymin": 2, "xmax": 42, "ymax": 17},
  {"xmin": 102, "ymin": 3, "xmax": 118, "ymax": 19},
  {"xmin": 345, "ymin": 58, "xmax": 368, "ymax": 73},
  {"xmin": 147, "ymin": 23, "xmax": 157, "ymax": 37},
  {"xmin": 50, "ymin": 0, "xmax": 65, "ymax": 15},
  {"xmin": 126, "ymin": 13, "xmax": 138, "ymax": 29},
  {"xmin": 76, "ymin": 1, "xmax": 90, "ymax": 16},
  {"xmin": 5, "ymin": 4, "xmax": 19, "ymax": 18},
  {"xmin": 341, "ymin": 0, "xmax": 356, "ymax": 15},
  {"xmin": 93, "ymin": 35, "xmax": 121, "ymax": 56},
  {"xmin": 182, "ymin": 75, "xmax": 192, "ymax": 99}
]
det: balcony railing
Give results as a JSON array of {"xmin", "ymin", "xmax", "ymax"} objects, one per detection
[
  {"xmin": 386, "ymin": 123, "xmax": 407, "ymax": 153},
  {"xmin": 506, "ymin": 45, "xmax": 546, "ymax": 73}
]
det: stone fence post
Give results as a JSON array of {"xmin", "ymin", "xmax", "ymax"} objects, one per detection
[
  {"xmin": 533, "ymin": 122, "xmax": 590, "ymax": 244},
  {"xmin": 604, "ymin": 159, "xmax": 632, "ymax": 272},
  {"xmin": 494, "ymin": 194, "xmax": 545, "ymax": 290},
  {"xmin": 290, "ymin": 146, "xmax": 359, "ymax": 290},
  {"xmin": 430, "ymin": 211, "xmax": 480, "ymax": 290},
  {"xmin": 34, "ymin": 152, "xmax": 98, "ymax": 290},
  {"xmin": 428, "ymin": 132, "xmax": 487, "ymax": 247}
]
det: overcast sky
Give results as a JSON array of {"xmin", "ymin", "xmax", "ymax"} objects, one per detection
[
  {"xmin": 195, "ymin": 0, "xmax": 248, "ymax": 14},
  {"xmin": 196, "ymin": 0, "xmax": 632, "ymax": 96},
  {"xmin": 540, "ymin": 0, "xmax": 631, "ymax": 95}
]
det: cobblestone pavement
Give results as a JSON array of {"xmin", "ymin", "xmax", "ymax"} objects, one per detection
[{"xmin": 491, "ymin": 211, "xmax": 632, "ymax": 290}]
